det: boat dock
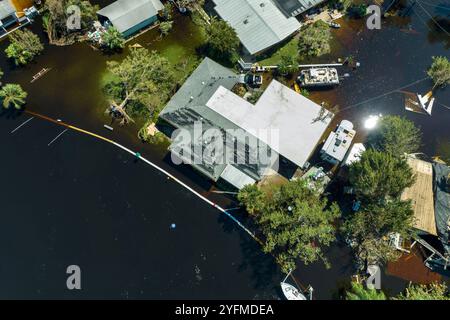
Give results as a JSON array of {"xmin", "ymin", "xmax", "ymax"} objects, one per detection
[{"xmin": 31, "ymin": 68, "xmax": 51, "ymax": 83}]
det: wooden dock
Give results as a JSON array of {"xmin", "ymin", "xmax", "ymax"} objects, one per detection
[{"xmin": 30, "ymin": 68, "xmax": 51, "ymax": 83}]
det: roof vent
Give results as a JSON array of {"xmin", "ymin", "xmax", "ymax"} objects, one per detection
[
  {"xmin": 260, "ymin": 3, "xmax": 265, "ymax": 7},
  {"xmin": 244, "ymin": 19, "xmax": 249, "ymax": 24}
]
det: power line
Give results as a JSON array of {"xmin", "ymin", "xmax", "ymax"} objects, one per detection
[
  {"xmin": 339, "ymin": 77, "xmax": 430, "ymax": 112},
  {"xmin": 416, "ymin": 0, "xmax": 450, "ymax": 36},
  {"xmin": 416, "ymin": 0, "xmax": 450, "ymax": 11}
]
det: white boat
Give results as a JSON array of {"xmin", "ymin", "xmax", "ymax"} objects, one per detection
[
  {"xmin": 280, "ymin": 282, "xmax": 307, "ymax": 300},
  {"xmin": 328, "ymin": 22, "xmax": 341, "ymax": 28}
]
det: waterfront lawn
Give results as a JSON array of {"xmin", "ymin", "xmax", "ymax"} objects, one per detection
[
  {"xmin": 128, "ymin": 13, "xmax": 206, "ymax": 83},
  {"xmin": 257, "ymin": 35, "xmax": 299, "ymax": 66}
]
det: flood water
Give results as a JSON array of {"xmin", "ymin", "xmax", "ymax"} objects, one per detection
[{"xmin": 0, "ymin": 0, "xmax": 449, "ymax": 299}]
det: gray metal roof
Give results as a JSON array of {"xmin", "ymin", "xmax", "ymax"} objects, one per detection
[
  {"xmin": 220, "ymin": 164, "xmax": 256, "ymax": 189},
  {"xmin": 0, "ymin": 0, "xmax": 15, "ymax": 21},
  {"xmin": 272, "ymin": 0, "xmax": 326, "ymax": 17},
  {"xmin": 160, "ymin": 58, "xmax": 277, "ymax": 183},
  {"xmin": 433, "ymin": 162, "xmax": 450, "ymax": 255},
  {"xmin": 97, "ymin": 0, "xmax": 163, "ymax": 33},
  {"xmin": 206, "ymin": 80, "xmax": 333, "ymax": 168},
  {"xmin": 213, "ymin": 0, "xmax": 301, "ymax": 55}
]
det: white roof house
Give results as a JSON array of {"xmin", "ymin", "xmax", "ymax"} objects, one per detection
[
  {"xmin": 160, "ymin": 58, "xmax": 334, "ymax": 189},
  {"xmin": 206, "ymin": 80, "xmax": 333, "ymax": 169},
  {"xmin": 213, "ymin": 0, "xmax": 301, "ymax": 55}
]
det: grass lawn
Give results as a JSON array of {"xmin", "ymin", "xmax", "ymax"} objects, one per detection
[{"xmin": 257, "ymin": 35, "xmax": 299, "ymax": 66}]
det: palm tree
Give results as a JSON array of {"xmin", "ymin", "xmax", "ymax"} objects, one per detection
[{"xmin": 0, "ymin": 84, "xmax": 27, "ymax": 109}]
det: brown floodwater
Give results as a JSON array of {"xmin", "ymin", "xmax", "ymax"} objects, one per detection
[{"xmin": 0, "ymin": 0, "xmax": 448, "ymax": 299}]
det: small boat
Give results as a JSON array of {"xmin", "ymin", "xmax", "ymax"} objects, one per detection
[
  {"xmin": 104, "ymin": 124, "xmax": 114, "ymax": 131},
  {"xmin": 328, "ymin": 22, "xmax": 341, "ymax": 29},
  {"xmin": 280, "ymin": 282, "xmax": 307, "ymax": 300}
]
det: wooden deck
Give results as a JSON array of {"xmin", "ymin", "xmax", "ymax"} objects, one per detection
[
  {"xmin": 10, "ymin": 0, "xmax": 34, "ymax": 18},
  {"xmin": 387, "ymin": 246, "xmax": 442, "ymax": 284},
  {"xmin": 401, "ymin": 156, "xmax": 437, "ymax": 236}
]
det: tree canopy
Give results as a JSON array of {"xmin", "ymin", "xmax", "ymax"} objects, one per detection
[
  {"xmin": 160, "ymin": 21, "xmax": 174, "ymax": 37},
  {"xmin": 43, "ymin": 0, "xmax": 99, "ymax": 45},
  {"xmin": 205, "ymin": 17, "xmax": 240, "ymax": 63},
  {"xmin": 176, "ymin": 0, "xmax": 205, "ymax": 11},
  {"xmin": 103, "ymin": 48, "xmax": 175, "ymax": 124},
  {"xmin": 367, "ymin": 115, "xmax": 422, "ymax": 156},
  {"xmin": 428, "ymin": 56, "xmax": 450, "ymax": 89},
  {"xmin": 277, "ymin": 55, "xmax": 299, "ymax": 76},
  {"xmin": 298, "ymin": 20, "xmax": 332, "ymax": 58},
  {"xmin": 395, "ymin": 282, "xmax": 450, "ymax": 300},
  {"xmin": 348, "ymin": 149, "xmax": 415, "ymax": 202},
  {"xmin": 5, "ymin": 29, "xmax": 44, "ymax": 66},
  {"xmin": 345, "ymin": 282, "xmax": 387, "ymax": 300},
  {"xmin": 101, "ymin": 27, "xmax": 125, "ymax": 51},
  {"xmin": 345, "ymin": 281, "xmax": 450, "ymax": 300},
  {"xmin": 0, "ymin": 84, "xmax": 28, "ymax": 110},
  {"xmin": 342, "ymin": 199, "xmax": 415, "ymax": 266},
  {"xmin": 238, "ymin": 180, "xmax": 340, "ymax": 273}
]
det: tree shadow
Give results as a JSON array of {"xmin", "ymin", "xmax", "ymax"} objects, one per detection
[
  {"xmin": 0, "ymin": 106, "xmax": 26, "ymax": 120},
  {"xmin": 216, "ymin": 209, "xmax": 281, "ymax": 292}
]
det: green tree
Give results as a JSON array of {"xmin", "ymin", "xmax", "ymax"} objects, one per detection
[
  {"xmin": 367, "ymin": 115, "xmax": 422, "ymax": 156},
  {"xmin": 237, "ymin": 184, "xmax": 266, "ymax": 216},
  {"xmin": 101, "ymin": 27, "xmax": 125, "ymax": 51},
  {"xmin": 300, "ymin": 88, "xmax": 310, "ymax": 98},
  {"xmin": 395, "ymin": 282, "xmax": 450, "ymax": 300},
  {"xmin": 162, "ymin": 2, "xmax": 173, "ymax": 20},
  {"xmin": 342, "ymin": 199, "xmax": 415, "ymax": 266},
  {"xmin": 103, "ymin": 48, "xmax": 175, "ymax": 124},
  {"xmin": 43, "ymin": 0, "xmax": 99, "ymax": 45},
  {"xmin": 159, "ymin": 21, "xmax": 174, "ymax": 37},
  {"xmin": 346, "ymin": 282, "xmax": 387, "ymax": 300},
  {"xmin": 205, "ymin": 17, "xmax": 240, "ymax": 63},
  {"xmin": 348, "ymin": 149, "xmax": 415, "ymax": 202},
  {"xmin": 238, "ymin": 179, "xmax": 340, "ymax": 272},
  {"xmin": 247, "ymin": 90, "xmax": 263, "ymax": 104},
  {"xmin": 277, "ymin": 55, "xmax": 299, "ymax": 76},
  {"xmin": 176, "ymin": 0, "xmax": 205, "ymax": 11},
  {"xmin": 339, "ymin": 0, "xmax": 354, "ymax": 11},
  {"xmin": 298, "ymin": 20, "xmax": 331, "ymax": 58},
  {"xmin": 0, "ymin": 84, "xmax": 28, "ymax": 110},
  {"xmin": 5, "ymin": 29, "xmax": 44, "ymax": 66},
  {"xmin": 428, "ymin": 56, "xmax": 450, "ymax": 89}
]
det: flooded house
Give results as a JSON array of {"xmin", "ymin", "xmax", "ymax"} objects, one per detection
[
  {"xmin": 0, "ymin": 0, "xmax": 35, "ymax": 36},
  {"xmin": 400, "ymin": 156, "xmax": 450, "ymax": 273},
  {"xmin": 272, "ymin": 0, "xmax": 326, "ymax": 17},
  {"xmin": 320, "ymin": 120, "xmax": 356, "ymax": 165},
  {"xmin": 97, "ymin": 0, "xmax": 164, "ymax": 38},
  {"xmin": 212, "ymin": 0, "xmax": 301, "ymax": 55},
  {"xmin": 159, "ymin": 57, "xmax": 334, "ymax": 189}
]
